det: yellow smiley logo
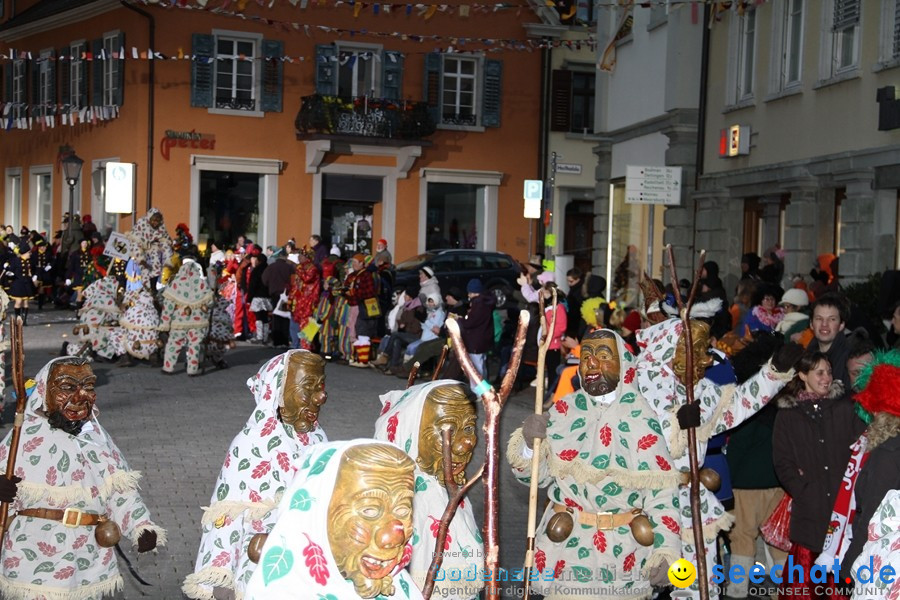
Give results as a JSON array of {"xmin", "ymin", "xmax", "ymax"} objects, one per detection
[{"xmin": 667, "ymin": 558, "xmax": 697, "ymax": 588}]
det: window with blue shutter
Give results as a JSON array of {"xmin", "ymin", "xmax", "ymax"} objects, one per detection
[
  {"xmin": 191, "ymin": 33, "xmax": 215, "ymax": 108},
  {"xmin": 381, "ymin": 50, "xmax": 403, "ymax": 100},
  {"xmin": 260, "ymin": 39, "xmax": 283, "ymax": 113},
  {"xmin": 47, "ymin": 49, "xmax": 57, "ymax": 115},
  {"xmin": 59, "ymin": 47, "xmax": 70, "ymax": 108},
  {"xmin": 30, "ymin": 58, "xmax": 39, "ymax": 113},
  {"xmin": 424, "ymin": 52, "xmax": 441, "ymax": 124},
  {"xmin": 91, "ymin": 38, "xmax": 102, "ymax": 106},
  {"xmin": 481, "ymin": 59, "xmax": 502, "ymax": 128},
  {"xmin": 315, "ymin": 44, "xmax": 336, "ymax": 95},
  {"xmin": 112, "ymin": 32, "xmax": 124, "ymax": 106}
]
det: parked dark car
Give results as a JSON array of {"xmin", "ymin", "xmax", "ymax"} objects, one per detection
[{"xmin": 394, "ymin": 249, "xmax": 522, "ymax": 308}]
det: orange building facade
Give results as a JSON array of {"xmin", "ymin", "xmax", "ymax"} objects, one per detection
[{"xmin": 0, "ymin": 0, "xmax": 546, "ymax": 263}]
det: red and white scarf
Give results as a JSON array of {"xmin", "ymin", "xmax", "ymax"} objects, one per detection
[{"xmin": 820, "ymin": 433, "xmax": 869, "ymax": 561}]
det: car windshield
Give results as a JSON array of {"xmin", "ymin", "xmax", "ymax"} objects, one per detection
[{"xmin": 396, "ymin": 253, "xmax": 435, "ymax": 271}]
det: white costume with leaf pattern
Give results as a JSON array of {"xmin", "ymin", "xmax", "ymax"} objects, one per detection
[
  {"xmin": 374, "ymin": 381, "xmax": 484, "ymax": 600},
  {"xmin": 0, "ymin": 357, "xmax": 166, "ymax": 600},
  {"xmin": 183, "ymin": 351, "xmax": 327, "ymax": 600}
]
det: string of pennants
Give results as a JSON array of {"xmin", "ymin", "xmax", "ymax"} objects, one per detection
[{"xmin": 1, "ymin": 105, "xmax": 120, "ymax": 132}]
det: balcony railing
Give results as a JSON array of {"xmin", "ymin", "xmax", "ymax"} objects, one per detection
[{"xmin": 295, "ymin": 94, "xmax": 436, "ymax": 141}]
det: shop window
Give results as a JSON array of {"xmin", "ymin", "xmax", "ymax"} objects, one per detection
[
  {"xmin": 198, "ymin": 171, "xmax": 261, "ymax": 249},
  {"xmin": 4, "ymin": 169, "xmax": 22, "ymax": 230},
  {"xmin": 423, "ymin": 53, "xmax": 502, "ymax": 129},
  {"xmin": 426, "ymin": 182, "xmax": 484, "ymax": 250}
]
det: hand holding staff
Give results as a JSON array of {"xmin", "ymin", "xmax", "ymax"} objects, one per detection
[{"xmin": 0, "ymin": 316, "xmax": 26, "ymax": 537}]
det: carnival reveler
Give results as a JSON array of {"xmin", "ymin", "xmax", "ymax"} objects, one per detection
[
  {"xmin": 119, "ymin": 284, "xmax": 162, "ymax": 363},
  {"xmin": 374, "ymin": 380, "xmax": 483, "ymax": 599},
  {"xmin": 634, "ymin": 305, "xmax": 799, "ymax": 598},
  {"xmin": 0, "ymin": 357, "xmax": 165, "ymax": 599},
  {"xmin": 128, "ymin": 208, "xmax": 172, "ymax": 286},
  {"xmin": 66, "ymin": 275, "xmax": 123, "ymax": 361},
  {"xmin": 244, "ymin": 439, "xmax": 423, "ymax": 600},
  {"xmin": 183, "ymin": 350, "xmax": 328, "ymax": 600},
  {"xmin": 159, "ymin": 257, "xmax": 212, "ymax": 376},
  {"xmin": 508, "ymin": 329, "xmax": 682, "ymax": 599}
]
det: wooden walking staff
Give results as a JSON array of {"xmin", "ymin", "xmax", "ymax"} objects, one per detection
[
  {"xmin": 432, "ymin": 343, "xmax": 450, "ymax": 381},
  {"xmin": 445, "ymin": 310, "xmax": 529, "ymax": 600},
  {"xmin": 0, "ymin": 316, "xmax": 26, "ymax": 536},
  {"xmin": 523, "ymin": 287, "xmax": 557, "ymax": 600},
  {"xmin": 664, "ymin": 245, "xmax": 710, "ymax": 600}
]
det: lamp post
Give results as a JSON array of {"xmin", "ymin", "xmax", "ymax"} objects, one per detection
[{"xmin": 61, "ymin": 153, "xmax": 83, "ymax": 254}]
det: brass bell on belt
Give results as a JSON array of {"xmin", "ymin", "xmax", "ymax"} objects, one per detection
[
  {"xmin": 699, "ymin": 467, "xmax": 722, "ymax": 492},
  {"xmin": 94, "ymin": 519, "xmax": 122, "ymax": 548},
  {"xmin": 630, "ymin": 514, "xmax": 655, "ymax": 547},
  {"xmin": 247, "ymin": 533, "xmax": 268, "ymax": 564},
  {"xmin": 545, "ymin": 510, "xmax": 574, "ymax": 543}
]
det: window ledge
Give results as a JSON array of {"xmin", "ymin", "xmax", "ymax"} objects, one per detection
[
  {"xmin": 564, "ymin": 131, "xmax": 603, "ymax": 141},
  {"xmin": 722, "ymin": 98, "xmax": 756, "ymax": 114},
  {"xmin": 764, "ymin": 86, "xmax": 803, "ymax": 103},
  {"xmin": 813, "ymin": 69, "xmax": 860, "ymax": 90},
  {"xmin": 437, "ymin": 123, "xmax": 486, "ymax": 133},
  {"xmin": 873, "ymin": 57, "xmax": 900, "ymax": 73},
  {"xmin": 207, "ymin": 108, "xmax": 265, "ymax": 118}
]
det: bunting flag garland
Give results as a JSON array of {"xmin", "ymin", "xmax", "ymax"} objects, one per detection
[{"xmin": 598, "ymin": 0, "xmax": 634, "ymax": 72}]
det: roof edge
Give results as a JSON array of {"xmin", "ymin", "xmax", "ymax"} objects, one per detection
[{"xmin": 0, "ymin": 0, "xmax": 121, "ymax": 43}]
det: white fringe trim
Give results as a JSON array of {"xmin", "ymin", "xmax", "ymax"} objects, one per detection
[
  {"xmin": 183, "ymin": 567, "xmax": 234, "ymax": 600},
  {"xmin": 163, "ymin": 288, "xmax": 214, "ymax": 308},
  {"xmin": 0, "ymin": 573, "xmax": 123, "ymax": 600},
  {"xmin": 200, "ymin": 493, "xmax": 283, "ymax": 526},
  {"xmin": 15, "ymin": 470, "xmax": 142, "ymax": 506},
  {"xmin": 668, "ymin": 384, "xmax": 735, "ymax": 460},
  {"xmin": 681, "ymin": 512, "xmax": 736, "ymax": 544},
  {"xmin": 167, "ymin": 321, "xmax": 210, "ymax": 331},
  {"xmin": 641, "ymin": 549, "xmax": 680, "ymax": 581},
  {"xmin": 132, "ymin": 523, "xmax": 168, "ymax": 547},
  {"xmin": 120, "ymin": 320, "xmax": 160, "ymax": 332},
  {"xmin": 507, "ymin": 430, "xmax": 685, "ymax": 490}
]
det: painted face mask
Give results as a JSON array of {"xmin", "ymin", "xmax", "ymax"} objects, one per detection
[
  {"xmin": 328, "ymin": 444, "xmax": 415, "ymax": 598},
  {"xmin": 279, "ymin": 352, "xmax": 327, "ymax": 434},
  {"xmin": 416, "ymin": 385, "xmax": 477, "ymax": 487},
  {"xmin": 46, "ymin": 362, "xmax": 97, "ymax": 434},
  {"xmin": 579, "ymin": 334, "xmax": 620, "ymax": 396},
  {"xmin": 672, "ymin": 320, "xmax": 713, "ymax": 386}
]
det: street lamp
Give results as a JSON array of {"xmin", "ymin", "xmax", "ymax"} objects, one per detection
[{"xmin": 61, "ymin": 153, "xmax": 83, "ymax": 251}]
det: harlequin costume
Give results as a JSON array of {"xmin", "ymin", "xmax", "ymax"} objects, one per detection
[
  {"xmin": 286, "ymin": 251, "xmax": 320, "ymax": 350},
  {"xmin": 120, "ymin": 286, "xmax": 161, "ymax": 361},
  {"xmin": 159, "ymin": 259, "xmax": 213, "ymax": 375},
  {"xmin": 183, "ymin": 351, "xmax": 327, "ymax": 600},
  {"xmin": 67, "ymin": 276, "xmax": 124, "ymax": 360},
  {"xmin": 507, "ymin": 329, "xmax": 683, "ymax": 599},
  {"xmin": 635, "ymin": 317, "xmax": 793, "ymax": 599},
  {"xmin": 244, "ymin": 440, "xmax": 422, "ymax": 600},
  {"xmin": 374, "ymin": 381, "xmax": 484, "ymax": 599},
  {"xmin": 0, "ymin": 357, "xmax": 166, "ymax": 600}
]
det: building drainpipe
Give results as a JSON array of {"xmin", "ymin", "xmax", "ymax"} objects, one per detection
[
  {"xmin": 120, "ymin": 0, "xmax": 155, "ymax": 213},
  {"xmin": 537, "ymin": 44, "xmax": 551, "ymax": 258},
  {"xmin": 692, "ymin": 4, "xmax": 711, "ymax": 268}
]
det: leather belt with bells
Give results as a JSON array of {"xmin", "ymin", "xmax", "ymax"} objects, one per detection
[
  {"xmin": 552, "ymin": 504, "xmax": 641, "ymax": 528},
  {"xmin": 17, "ymin": 507, "xmax": 104, "ymax": 527}
]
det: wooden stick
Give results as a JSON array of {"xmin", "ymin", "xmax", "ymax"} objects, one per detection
[
  {"xmin": 441, "ymin": 425, "xmax": 459, "ymax": 496},
  {"xmin": 445, "ymin": 310, "xmax": 529, "ymax": 600},
  {"xmin": 664, "ymin": 245, "xmax": 709, "ymax": 600},
  {"xmin": 406, "ymin": 361, "xmax": 420, "ymax": 389},
  {"xmin": 1, "ymin": 317, "xmax": 26, "ymax": 536},
  {"xmin": 432, "ymin": 344, "xmax": 450, "ymax": 381},
  {"xmin": 523, "ymin": 288, "xmax": 557, "ymax": 599}
]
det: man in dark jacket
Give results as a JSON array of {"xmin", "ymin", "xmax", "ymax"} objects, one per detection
[
  {"xmin": 457, "ymin": 279, "xmax": 496, "ymax": 391},
  {"xmin": 309, "ymin": 234, "xmax": 329, "ymax": 267},
  {"xmin": 807, "ymin": 293, "xmax": 852, "ymax": 388},
  {"xmin": 262, "ymin": 250, "xmax": 296, "ymax": 347}
]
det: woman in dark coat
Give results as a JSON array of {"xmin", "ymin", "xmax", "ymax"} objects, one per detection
[
  {"xmin": 66, "ymin": 238, "xmax": 100, "ymax": 307},
  {"xmin": 773, "ymin": 352, "xmax": 865, "ymax": 599},
  {"xmin": 8, "ymin": 241, "xmax": 36, "ymax": 324}
]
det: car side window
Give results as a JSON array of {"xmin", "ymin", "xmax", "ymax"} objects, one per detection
[
  {"xmin": 458, "ymin": 254, "xmax": 483, "ymax": 270},
  {"xmin": 485, "ymin": 255, "xmax": 511, "ymax": 269},
  {"xmin": 430, "ymin": 255, "xmax": 458, "ymax": 273}
]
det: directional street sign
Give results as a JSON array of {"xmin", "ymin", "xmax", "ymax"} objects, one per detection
[{"xmin": 625, "ymin": 166, "xmax": 682, "ymax": 206}]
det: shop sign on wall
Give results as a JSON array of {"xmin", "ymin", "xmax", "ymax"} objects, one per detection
[{"xmin": 160, "ymin": 129, "xmax": 216, "ymax": 160}]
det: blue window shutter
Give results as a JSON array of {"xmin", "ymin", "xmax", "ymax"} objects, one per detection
[
  {"xmin": 481, "ymin": 58, "xmax": 502, "ymax": 128},
  {"xmin": 91, "ymin": 38, "xmax": 103, "ymax": 105},
  {"xmin": 47, "ymin": 49, "xmax": 57, "ymax": 114},
  {"xmin": 381, "ymin": 50, "xmax": 403, "ymax": 100},
  {"xmin": 260, "ymin": 39, "xmax": 283, "ymax": 113},
  {"xmin": 423, "ymin": 52, "xmax": 441, "ymax": 124},
  {"xmin": 113, "ymin": 32, "xmax": 124, "ymax": 106},
  {"xmin": 315, "ymin": 44, "xmax": 336, "ymax": 95},
  {"xmin": 191, "ymin": 33, "xmax": 215, "ymax": 108},
  {"xmin": 30, "ymin": 58, "xmax": 39, "ymax": 107},
  {"xmin": 58, "ymin": 47, "xmax": 70, "ymax": 108}
]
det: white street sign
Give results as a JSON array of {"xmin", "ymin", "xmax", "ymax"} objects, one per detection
[
  {"xmin": 105, "ymin": 162, "xmax": 136, "ymax": 213},
  {"xmin": 625, "ymin": 165, "xmax": 682, "ymax": 206}
]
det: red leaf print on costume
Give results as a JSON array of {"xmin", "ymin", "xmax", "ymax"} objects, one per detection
[
  {"xmin": 599, "ymin": 425, "xmax": 612, "ymax": 447},
  {"xmin": 260, "ymin": 417, "xmax": 277, "ymax": 437},
  {"xmin": 724, "ymin": 411, "xmax": 735, "ymax": 428},
  {"xmin": 297, "ymin": 433, "xmax": 309, "ymax": 445},
  {"xmin": 380, "ymin": 401, "xmax": 392, "ymax": 416},
  {"xmin": 891, "ymin": 537, "xmax": 900, "ymax": 552},
  {"xmin": 558, "ymin": 449, "xmax": 578, "ymax": 461},
  {"xmin": 102, "ymin": 548, "xmax": 113, "ymax": 566},
  {"xmin": 387, "ymin": 414, "xmax": 399, "ymax": 443},
  {"xmin": 251, "ymin": 461, "xmax": 271, "ymax": 479},
  {"xmin": 45, "ymin": 466, "xmax": 57, "ymax": 486},
  {"xmin": 224, "ymin": 454, "xmax": 231, "ymax": 469},
  {"xmin": 38, "ymin": 542, "xmax": 58, "ymax": 556},
  {"xmin": 429, "ymin": 516, "xmax": 451, "ymax": 550},
  {"xmin": 661, "ymin": 516, "xmax": 680, "ymax": 534},
  {"xmin": 398, "ymin": 543, "xmax": 412, "ymax": 570},
  {"xmin": 276, "ymin": 451, "xmax": 291, "ymax": 472},
  {"xmin": 623, "ymin": 552, "xmax": 636, "ymax": 572},
  {"xmin": 623, "ymin": 367, "xmax": 636, "ymax": 384},
  {"xmin": 212, "ymin": 551, "xmax": 230, "ymax": 567},
  {"xmin": 564, "ymin": 498, "xmax": 583, "ymax": 511},
  {"xmin": 23, "ymin": 436, "xmax": 44, "ymax": 453},
  {"xmin": 71, "ymin": 469, "xmax": 85, "ymax": 482},
  {"xmin": 556, "ymin": 400, "xmax": 569, "ymax": 416},
  {"xmin": 535, "ymin": 549, "xmax": 546, "ymax": 573},
  {"xmin": 554, "ymin": 560, "xmax": 566, "ymax": 579},
  {"xmin": 73, "ymin": 535, "xmax": 88, "ymax": 549},
  {"xmin": 3, "ymin": 556, "xmax": 20, "ymax": 569},
  {"xmin": 53, "ymin": 566, "xmax": 75, "ymax": 580},
  {"xmin": 303, "ymin": 533, "xmax": 330, "ymax": 585},
  {"xmin": 263, "ymin": 386, "xmax": 272, "ymax": 402},
  {"xmin": 249, "ymin": 490, "xmax": 262, "ymax": 503},
  {"xmin": 593, "ymin": 530, "xmax": 607, "ymax": 552},
  {"xmin": 637, "ymin": 434, "xmax": 658, "ymax": 451},
  {"xmin": 655, "ymin": 456, "xmax": 672, "ymax": 471}
]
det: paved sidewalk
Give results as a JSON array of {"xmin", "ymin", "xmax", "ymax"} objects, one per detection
[{"xmin": 3, "ymin": 308, "xmax": 535, "ymax": 599}]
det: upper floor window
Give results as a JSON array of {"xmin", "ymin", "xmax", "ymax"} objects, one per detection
[
  {"xmin": 337, "ymin": 45, "xmax": 380, "ymax": 98},
  {"xmin": 12, "ymin": 60, "xmax": 26, "ymax": 119},
  {"xmin": 192, "ymin": 31, "xmax": 284, "ymax": 115},
  {"xmin": 37, "ymin": 49, "xmax": 55, "ymax": 117},
  {"xmin": 314, "ymin": 44, "xmax": 403, "ymax": 101},
  {"xmin": 781, "ymin": 0, "xmax": 804, "ymax": 86},
  {"xmin": 424, "ymin": 53, "xmax": 503, "ymax": 130},
  {"xmin": 69, "ymin": 41, "xmax": 86, "ymax": 108},
  {"xmin": 736, "ymin": 9, "xmax": 757, "ymax": 100},
  {"xmin": 830, "ymin": 0, "xmax": 860, "ymax": 74},
  {"xmin": 90, "ymin": 32, "xmax": 124, "ymax": 106},
  {"xmin": 550, "ymin": 68, "xmax": 595, "ymax": 134}
]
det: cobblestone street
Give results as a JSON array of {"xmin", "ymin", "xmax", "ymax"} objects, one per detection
[{"xmin": 5, "ymin": 308, "xmax": 534, "ymax": 599}]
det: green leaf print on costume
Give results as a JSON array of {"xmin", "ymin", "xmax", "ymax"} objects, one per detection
[
  {"xmin": 290, "ymin": 489, "xmax": 313, "ymax": 511},
  {"xmin": 592, "ymin": 455, "xmax": 610, "ymax": 469},
  {"xmin": 570, "ymin": 418, "xmax": 586, "ymax": 431},
  {"xmin": 571, "ymin": 565, "xmax": 592, "ymax": 582},
  {"xmin": 620, "ymin": 393, "xmax": 636, "ymax": 404},
  {"xmin": 309, "ymin": 449, "xmax": 335, "ymax": 476},
  {"xmin": 261, "ymin": 545, "xmax": 294, "ymax": 585}
]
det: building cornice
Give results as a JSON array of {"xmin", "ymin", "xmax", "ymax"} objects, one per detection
[
  {"xmin": 524, "ymin": 22, "xmax": 567, "ymax": 39},
  {"xmin": 0, "ymin": 0, "xmax": 121, "ymax": 42}
]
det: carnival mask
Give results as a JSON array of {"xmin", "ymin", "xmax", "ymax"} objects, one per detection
[
  {"xmin": 328, "ymin": 444, "xmax": 415, "ymax": 598},
  {"xmin": 579, "ymin": 334, "xmax": 620, "ymax": 397},
  {"xmin": 672, "ymin": 320, "xmax": 713, "ymax": 386},
  {"xmin": 46, "ymin": 361, "xmax": 97, "ymax": 434},
  {"xmin": 417, "ymin": 385, "xmax": 477, "ymax": 487},
  {"xmin": 149, "ymin": 212, "xmax": 163, "ymax": 229},
  {"xmin": 279, "ymin": 352, "xmax": 327, "ymax": 434}
]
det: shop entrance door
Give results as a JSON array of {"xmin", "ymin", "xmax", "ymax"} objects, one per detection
[
  {"xmin": 321, "ymin": 174, "xmax": 382, "ymax": 257},
  {"xmin": 199, "ymin": 171, "xmax": 261, "ymax": 249}
]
